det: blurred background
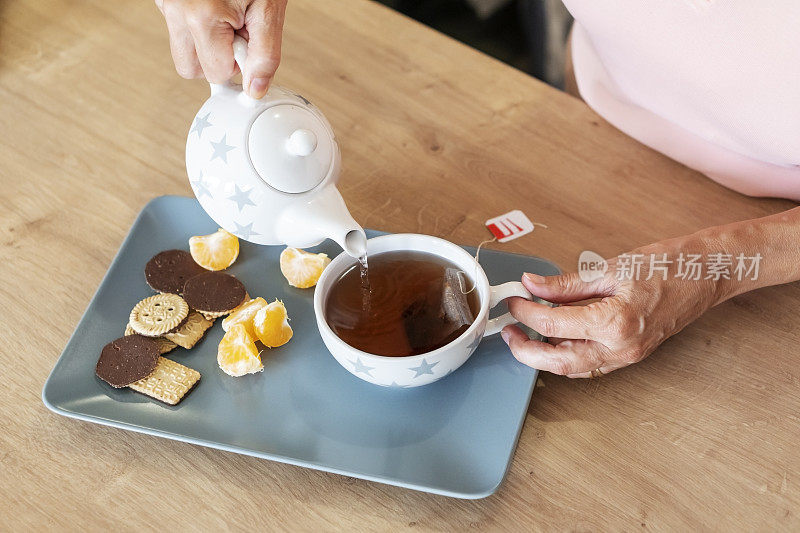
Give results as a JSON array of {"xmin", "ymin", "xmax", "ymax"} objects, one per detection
[{"xmin": 378, "ymin": 0, "xmax": 573, "ymax": 89}]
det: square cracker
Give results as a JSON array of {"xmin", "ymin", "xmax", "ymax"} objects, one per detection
[
  {"xmin": 128, "ymin": 357, "xmax": 201, "ymax": 405},
  {"xmin": 124, "ymin": 323, "xmax": 177, "ymax": 354},
  {"xmin": 165, "ymin": 311, "xmax": 214, "ymax": 349}
]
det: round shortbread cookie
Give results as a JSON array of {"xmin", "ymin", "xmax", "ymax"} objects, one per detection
[
  {"xmin": 145, "ymin": 249, "xmax": 208, "ymax": 295},
  {"xmin": 95, "ymin": 335, "xmax": 160, "ymax": 388},
  {"xmin": 182, "ymin": 272, "xmax": 247, "ymax": 317},
  {"xmin": 129, "ymin": 293, "xmax": 189, "ymax": 337}
]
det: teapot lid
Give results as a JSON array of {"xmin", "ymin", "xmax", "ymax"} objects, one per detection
[{"xmin": 248, "ymin": 104, "xmax": 334, "ymax": 194}]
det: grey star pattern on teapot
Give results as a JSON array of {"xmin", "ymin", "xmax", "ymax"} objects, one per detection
[
  {"xmin": 233, "ymin": 221, "xmax": 259, "ymax": 240},
  {"xmin": 190, "ymin": 171, "xmax": 212, "ymax": 199},
  {"xmin": 293, "ymin": 92, "xmax": 311, "ymax": 106},
  {"xmin": 210, "ymin": 134, "xmax": 234, "ymax": 163},
  {"xmin": 350, "ymin": 357, "xmax": 375, "ymax": 376},
  {"xmin": 408, "ymin": 358, "xmax": 438, "ymax": 378},
  {"xmin": 228, "ymin": 184, "xmax": 256, "ymax": 212},
  {"xmin": 190, "ymin": 112, "xmax": 212, "ymax": 138}
]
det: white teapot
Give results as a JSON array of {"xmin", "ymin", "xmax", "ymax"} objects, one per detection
[{"xmin": 186, "ymin": 36, "xmax": 366, "ymax": 257}]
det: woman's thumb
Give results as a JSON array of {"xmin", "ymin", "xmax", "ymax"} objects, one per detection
[
  {"xmin": 521, "ymin": 271, "xmax": 612, "ymax": 303},
  {"xmin": 243, "ymin": 0, "xmax": 287, "ymax": 99}
]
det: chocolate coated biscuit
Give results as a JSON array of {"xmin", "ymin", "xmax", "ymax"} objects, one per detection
[
  {"xmin": 145, "ymin": 250, "xmax": 208, "ymax": 295},
  {"xmin": 96, "ymin": 335, "xmax": 160, "ymax": 388},
  {"xmin": 182, "ymin": 272, "xmax": 247, "ymax": 314}
]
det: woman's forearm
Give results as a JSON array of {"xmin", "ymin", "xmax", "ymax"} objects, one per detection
[{"xmin": 693, "ymin": 206, "xmax": 800, "ymax": 302}]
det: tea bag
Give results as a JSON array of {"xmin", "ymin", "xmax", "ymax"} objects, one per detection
[
  {"xmin": 401, "ymin": 268, "xmax": 475, "ymax": 353},
  {"xmin": 442, "ymin": 268, "xmax": 475, "ymax": 327},
  {"xmin": 401, "ymin": 297, "xmax": 439, "ymax": 352}
]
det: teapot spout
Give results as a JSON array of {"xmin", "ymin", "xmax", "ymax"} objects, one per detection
[
  {"xmin": 340, "ymin": 227, "xmax": 368, "ymax": 258},
  {"xmin": 276, "ymin": 186, "xmax": 366, "ymax": 258}
]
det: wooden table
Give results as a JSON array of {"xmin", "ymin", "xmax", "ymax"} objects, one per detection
[{"xmin": 2, "ymin": 0, "xmax": 798, "ymax": 529}]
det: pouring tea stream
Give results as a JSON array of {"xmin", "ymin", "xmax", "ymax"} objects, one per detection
[{"xmin": 186, "ymin": 35, "xmax": 367, "ymax": 258}]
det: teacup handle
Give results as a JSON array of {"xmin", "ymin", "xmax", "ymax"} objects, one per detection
[{"xmin": 484, "ymin": 281, "xmax": 552, "ymax": 337}]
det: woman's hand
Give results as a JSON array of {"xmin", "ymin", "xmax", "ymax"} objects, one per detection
[
  {"xmin": 502, "ymin": 245, "xmax": 720, "ymax": 377},
  {"xmin": 155, "ymin": 0, "xmax": 287, "ymax": 98},
  {"xmin": 501, "ymin": 207, "xmax": 800, "ymax": 377}
]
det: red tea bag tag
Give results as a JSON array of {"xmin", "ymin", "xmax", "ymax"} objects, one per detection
[{"xmin": 485, "ymin": 210, "xmax": 535, "ymax": 242}]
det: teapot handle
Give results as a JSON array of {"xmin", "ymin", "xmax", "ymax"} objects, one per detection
[{"xmin": 209, "ymin": 35, "xmax": 252, "ymax": 98}]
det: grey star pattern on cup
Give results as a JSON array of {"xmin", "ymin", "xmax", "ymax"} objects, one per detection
[
  {"xmin": 190, "ymin": 171, "xmax": 212, "ymax": 199},
  {"xmin": 350, "ymin": 357, "xmax": 375, "ymax": 377},
  {"xmin": 210, "ymin": 134, "xmax": 235, "ymax": 163},
  {"xmin": 190, "ymin": 112, "xmax": 212, "ymax": 138},
  {"xmin": 467, "ymin": 331, "xmax": 483, "ymax": 354},
  {"xmin": 233, "ymin": 221, "xmax": 260, "ymax": 240},
  {"xmin": 408, "ymin": 358, "xmax": 438, "ymax": 378},
  {"xmin": 389, "ymin": 381, "xmax": 410, "ymax": 388},
  {"xmin": 228, "ymin": 184, "xmax": 256, "ymax": 212}
]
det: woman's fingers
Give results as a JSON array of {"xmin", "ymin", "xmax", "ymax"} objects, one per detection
[
  {"xmin": 507, "ymin": 297, "xmax": 600, "ymax": 341},
  {"xmin": 242, "ymin": 0, "xmax": 287, "ymax": 98},
  {"xmin": 565, "ymin": 361, "xmax": 629, "ymax": 379},
  {"xmin": 522, "ymin": 271, "xmax": 614, "ymax": 304},
  {"xmin": 184, "ymin": 1, "xmax": 241, "ymax": 84},
  {"xmin": 157, "ymin": 0, "xmax": 287, "ymax": 96},
  {"xmin": 161, "ymin": 0, "xmax": 203, "ymax": 79},
  {"xmin": 501, "ymin": 325, "xmax": 611, "ymax": 376}
]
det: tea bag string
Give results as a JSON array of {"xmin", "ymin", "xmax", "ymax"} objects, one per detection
[
  {"xmin": 457, "ymin": 222, "xmax": 549, "ymax": 295},
  {"xmin": 457, "ymin": 237, "xmax": 495, "ymax": 295}
]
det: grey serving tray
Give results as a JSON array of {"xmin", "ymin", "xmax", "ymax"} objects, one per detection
[{"xmin": 42, "ymin": 196, "xmax": 560, "ymax": 499}]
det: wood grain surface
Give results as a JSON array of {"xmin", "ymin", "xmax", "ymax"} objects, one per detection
[{"xmin": 1, "ymin": 0, "xmax": 798, "ymax": 530}]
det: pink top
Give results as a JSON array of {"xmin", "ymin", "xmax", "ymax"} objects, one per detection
[{"xmin": 564, "ymin": 0, "xmax": 800, "ymax": 201}]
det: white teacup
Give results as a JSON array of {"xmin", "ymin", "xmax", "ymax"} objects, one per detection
[{"xmin": 313, "ymin": 234, "xmax": 541, "ymax": 388}]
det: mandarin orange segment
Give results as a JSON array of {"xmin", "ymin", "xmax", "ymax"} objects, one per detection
[
  {"xmin": 217, "ymin": 323, "xmax": 263, "ymax": 377},
  {"xmin": 221, "ymin": 297, "xmax": 267, "ymax": 338},
  {"xmin": 254, "ymin": 300, "xmax": 293, "ymax": 348},
  {"xmin": 279, "ymin": 247, "xmax": 330, "ymax": 288},
  {"xmin": 189, "ymin": 228, "xmax": 239, "ymax": 271}
]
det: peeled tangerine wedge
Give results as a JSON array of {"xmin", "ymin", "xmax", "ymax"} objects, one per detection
[
  {"xmin": 254, "ymin": 300, "xmax": 293, "ymax": 348},
  {"xmin": 279, "ymin": 247, "xmax": 330, "ymax": 289},
  {"xmin": 222, "ymin": 297, "xmax": 268, "ymax": 338},
  {"xmin": 189, "ymin": 228, "xmax": 239, "ymax": 271},
  {"xmin": 217, "ymin": 324, "xmax": 263, "ymax": 377}
]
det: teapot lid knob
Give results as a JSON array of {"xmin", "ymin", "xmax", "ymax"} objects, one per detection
[
  {"xmin": 248, "ymin": 103, "xmax": 335, "ymax": 194},
  {"xmin": 286, "ymin": 129, "xmax": 317, "ymax": 157}
]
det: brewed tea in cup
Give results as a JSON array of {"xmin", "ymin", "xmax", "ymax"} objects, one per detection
[{"xmin": 324, "ymin": 251, "xmax": 481, "ymax": 357}]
